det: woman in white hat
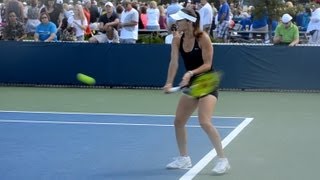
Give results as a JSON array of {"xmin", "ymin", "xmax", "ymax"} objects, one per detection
[{"xmin": 163, "ymin": 8, "xmax": 230, "ymax": 175}]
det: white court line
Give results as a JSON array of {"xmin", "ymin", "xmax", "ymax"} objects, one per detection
[
  {"xmin": 0, "ymin": 110, "xmax": 251, "ymax": 119},
  {"xmin": 0, "ymin": 119, "xmax": 237, "ymax": 129},
  {"xmin": 179, "ymin": 117, "xmax": 254, "ymax": 180}
]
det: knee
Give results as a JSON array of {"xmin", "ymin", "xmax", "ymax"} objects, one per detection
[
  {"xmin": 199, "ymin": 122, "xmax": 213, "ymax": 130},
  {"xmin": 174, "ymin": 119, "xmax": 186, "ymax": 128}
]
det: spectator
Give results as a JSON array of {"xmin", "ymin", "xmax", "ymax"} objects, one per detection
[
  {"xmin": 82, "ymin": 0, "xmax": 92, "ymax": 38},
  {"xmin": 139, "ymin": 5, "xmax": 147, "ymax": 29},
  {"xmin": 71, "ymin": 4, "xmax": 88, "ymax": 41},
  {"xmin": 25, "ymin": 0, "xmax": 41, "ymax": 37},
  {"xmin": 158, "ymin": 5, "xmax": 166, "ymax": 30},
  {"xmin": 273, "ymin": 13, "xmax": 299, "ymax": 46},
  {"xmin": 118, "ymin": 0, "xmax": 139, "ymax": 44},
  {"xmin": 40, "ymin": 0, "xmax": 63, "ymax": 28},
  {"xmin": 3, "ymin": 11, "xmax": 26, "ymax": 41},
  {"xmin": 198, "ymin": 0, "xmax": 213, "ymax": 33},
  {"xmin": 146, "ymin": 1, "xmax": 159, "ymax": 30},
  {"xmin": 216, "ymin": 0, "xmax": 230, "ymax": 42},
  {"xmin": 105, "ymin": 26, "xmax": 119, "ymax": 43},
  {"xmin": 166, "ymin": 0, "xmax": 183, "ymax": 33},
  {"xmin": 34, "ymin": 12, "xmax": 57, "ymax": 42},
  {"xmin": 5, "ymin": 0, "xmax": 25, "ymax": 22},
  {"xmin": 89, "ymin": 2, "xmax": 119, "ymax": 43},
  {"xmin": 306, "ymin": 8, "xmax": 320, "ymax": 44},
  {"xmin": 89, "ymin": 0, "xmax": 100, "ymax": 23}
]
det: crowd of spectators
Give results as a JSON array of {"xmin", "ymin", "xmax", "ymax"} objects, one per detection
[{"xmin": 0, "ymin": 0, "xmax": 320, "ymax": 45}]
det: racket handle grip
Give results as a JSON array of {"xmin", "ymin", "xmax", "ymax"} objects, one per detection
[{"xmin": 167, "ymin": 87, "xmax": 181, "ymax": 93}]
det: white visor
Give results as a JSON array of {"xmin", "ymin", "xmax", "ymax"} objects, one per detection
[{"xmin": 170, "ymin": 10, "xmax": 197, "ymax": 23}]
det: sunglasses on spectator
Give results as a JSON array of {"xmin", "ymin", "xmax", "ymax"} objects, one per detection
[{"xmin": 41, "ymin": 16, "xmax": 48, "ymax": 19}]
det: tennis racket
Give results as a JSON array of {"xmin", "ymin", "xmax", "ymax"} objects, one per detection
[{"xmin": 167, "ymin": 71, "xmax": 222, "ymax": 98}]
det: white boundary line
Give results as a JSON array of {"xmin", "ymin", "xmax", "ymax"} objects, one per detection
[
  {"xmin": 0, "ymin": 119, "xmax": 237, "ymax": 129},
  {"xmin": 179, "ymin": 117, "xmax": 254, "ymax": 180},
  {"xmin": 0, "ymin": 110, "xmax": 251, "ymax": 119}
]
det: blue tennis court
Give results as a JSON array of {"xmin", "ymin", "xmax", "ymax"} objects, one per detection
[{"xmin": 0, "ymin": 111, "xmax": 253, "ymax": 180}]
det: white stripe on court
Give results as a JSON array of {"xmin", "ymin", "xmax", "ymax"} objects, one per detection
[
  {"xmin": 0, "ymin": 110, "xmax": 251, "ymax": 119},
  {"xmin": 0, "ymin": 119, "xmax": 237, "ymax": 129},
  {"xmin": 179, "ymin": 117, "xmax": 254, "ymax": 180}
]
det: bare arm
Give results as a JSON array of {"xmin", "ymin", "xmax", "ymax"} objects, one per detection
[{"xmin": 163, "ymin": 35, "xmax": 181, "ymax": 92}]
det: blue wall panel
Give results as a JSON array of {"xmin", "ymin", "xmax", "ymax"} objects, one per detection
[{"xmin": 1, "ymin": 41, "xmax": 320, "ymax": 90}]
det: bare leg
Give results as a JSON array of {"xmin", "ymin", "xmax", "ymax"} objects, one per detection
[
  {"xmin": 174, "ymin": 95, "xmax": 198, "ymax": 156},
  {"xmin": 198, "ymin": 95, "xmax": 225, "ymax": 158}
]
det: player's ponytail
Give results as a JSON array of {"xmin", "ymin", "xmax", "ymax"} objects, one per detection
[{"xmin": 193, "ymin": 10, "xmax": 202, "ymax": 38}]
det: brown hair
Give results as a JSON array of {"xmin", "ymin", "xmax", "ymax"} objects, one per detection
[
  {"xmin": 39, "ymin": 12, "xmax": 50, "ymax": 21},
  {"xmin": 181, "ymin": 8, "xmax": 203, "ymax": 38}
]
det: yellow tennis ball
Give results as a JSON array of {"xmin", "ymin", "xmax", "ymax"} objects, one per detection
[{"xmin": 77, "ymin": 73, "xmax": 96, "ymax": 85}]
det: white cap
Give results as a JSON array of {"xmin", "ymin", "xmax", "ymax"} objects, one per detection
[
  {"xmin": 170, "ymin": 10, "xmax": 197, "ymax": 23},
  {"xmin": 105, "ymin": 2, "xmax": 113, "ymax": 7},
  {"xmin": 281, "ymin": 13, "xmax": 292, "ymax": 23},
  {"xmin": 83, "ymin": 0, "xmax": 90, "ymax": 4}
]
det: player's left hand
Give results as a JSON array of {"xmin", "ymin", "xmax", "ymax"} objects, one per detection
[{"xmin": 179, "ymin": 72, "xmax": 192, "ymax": 87}]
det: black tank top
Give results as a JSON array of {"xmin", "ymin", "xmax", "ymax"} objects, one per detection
[{"xmin": 179, "ymin": 34, "xmax": 204, "ymax": 71}]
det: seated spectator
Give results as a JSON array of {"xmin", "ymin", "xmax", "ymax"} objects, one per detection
[
  {"xmin": 2, "ymin": 11, "xmax": 26, "ymax": 41},
  {"xmin": 71, "ymin": 4, "xmax": 88, "ymax": 41},
  {"xmin": 59, "ymin": 16, "xmax": 76, "ymax": 41},
  {"xmin": 105, "ymin": 26, "xmax": 119, "ymax": 43},
  {"xmin": 306, "ymin": 8, "xmax": 320, "ymax": 44},
  {"xmin": 25, "ymin": 0, "xmax": 41, "ymax": 37},
  {"xmin": 34, "ymin": 12, "xmax": 57, "ymax": 42},
  {"xmin": 89, "ymin": 2, "xmax": 119, "ymax": 43},
  {"xmin": 273, "ymin": 13, "xmax": 299, "ymax": 46}
]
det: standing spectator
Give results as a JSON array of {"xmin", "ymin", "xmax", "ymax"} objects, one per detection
[
  {"xmin": 34, "ymin": 11, "xmax": 57, "ymax": 42},
  {"xmin": 3, "ymin": 11, "xmax": 26, "ymax": 41},
  {"xmin": 216, "ymin": 0, "xmax": 230, "ymax": 42},
  {"xmin": 158, "ymin": 5, "xmax": 167, "ymax": 30},
  {"xmin": 139, "ymin": 5, "xmax": 147, "ymax": 29},
  {"xmin": 307, "ymin": 8, "xmax": 320, "ymax": 44},
  {"xmin": 89, "ymin": 2, "xmax": 119, "ymax": 43},
  {"xmin": 199, "ymin": 0, "xmax": 213, "ymax": 33},
  {"xmin": 146, "ymin": 1, "xmax": 159, "ymax": 30},
  {"xmin": 118, "ymin": 0, "xmax": 139, "ymax": 44},
  {"xmin": 166, "ymin": 0, "xmax": 183, "ymax": 33},
  {"xmin": 89, "ymin": 0, "xmax": 99, "ymax": 23},
  {"xmin": 273, "ymin": 13, "xmax": 299, "ymax": 46}
]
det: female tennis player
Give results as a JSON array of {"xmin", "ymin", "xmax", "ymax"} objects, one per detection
[{"xmin": 163, "ymin": 8, "xmax": 230, "ymax": 174}]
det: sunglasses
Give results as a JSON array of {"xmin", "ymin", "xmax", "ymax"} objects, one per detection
[{"xmin": 41, "ymin": 16, "xmax": 48, "ymax": 19}]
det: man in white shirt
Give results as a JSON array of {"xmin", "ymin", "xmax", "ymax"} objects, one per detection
[
  {"xmin": 118, "ymin": 0, "xmax": 139, "ymax": 44},
  {"xmin": 198, "ymin": 0, "xmax": 213, "ymax": 33}
]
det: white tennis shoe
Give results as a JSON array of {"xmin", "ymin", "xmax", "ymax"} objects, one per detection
[
  {"xmin": 212, "ymin": 158, "xmax": 231, "ymax": 174},
  {"xmin": 166, "ymin": 156, "xmax": 192, "ymax": 169}
]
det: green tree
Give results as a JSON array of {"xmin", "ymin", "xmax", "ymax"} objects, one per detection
[{"xmin": 251, "ymin": 0, "xmax": 286, "ymax": 42}]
